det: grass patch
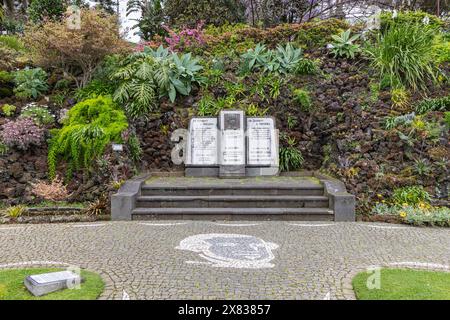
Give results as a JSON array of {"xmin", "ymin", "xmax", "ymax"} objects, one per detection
[
  {"xmin": 0, "ymin": 268, "xmax": 104, "ymax": 300},
  {"xmin": 352, "ymin": 268, "xmax": 450, "ymax": 300},
  {"xmin": 27, "ymin": 201, "xmax": 87, "ymax": 208}
]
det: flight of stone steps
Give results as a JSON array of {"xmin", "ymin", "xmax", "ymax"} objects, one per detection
[{"xmin": 111, "ymin": 174, "xmax": 355, "ymax": 221}]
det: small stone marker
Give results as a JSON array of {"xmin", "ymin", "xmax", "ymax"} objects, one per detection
[{"xmin": 24, "ymin": 271, "xmax": 82, "ymax": 297}]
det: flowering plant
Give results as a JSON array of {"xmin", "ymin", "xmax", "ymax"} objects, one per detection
[
  {"xmin": 0, "ymin": 118, "xmax": 45, "ymax": 150},
  {"xmin": 20, "ymin": 102, "xmax": 55, "ymax": 125},
  {"xmin": 162, "ymin": 21, "xmax": 205, "ymax": 52}
]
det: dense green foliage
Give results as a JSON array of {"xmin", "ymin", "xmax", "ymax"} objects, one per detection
[
  {"xmin": 112, "ymin": 46, "xmax": 203, "ymax": 117},
  {"xmin": 13, "ymin": 68, "xmax": 48, "ymax": 99},
  {"xmin": 28, "ymin": 0, "xmax": 67, "ymax": 23},
  {"xmin": 126, "ymin": 0, "xmax": 165, "ymax": 40},
  {"xmin": 391, "ymin": 185, "xmax": 431, "ymax": 206},
  {"xmin": 415, "ymin": 95, "xmax": 450, "ymax": 114},
  {"xmin": 366, "ymin": 22, "xmax": 439, "ymax": 91},
  {"xmin": 48, "ymin": 96, "xmax": 128, "ymax": 178},
  {"xmin": 380, "ymin": 10, "xmax": 444, "ymax": 32},
  {"xmin": 164, "ymin": 0, "xmax": 245, "ymax": 27}
]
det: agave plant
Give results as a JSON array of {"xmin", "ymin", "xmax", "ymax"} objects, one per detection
[
  {"xmin": 276, "ymin": 43, "xmax": 302, "ymax": 74},
  {"xmin": 242, "ymin": 43, "xmax": 304, "ymax": 75},
  {"xmin": 241, "ymin": 43, "xmax": 270, "ymax": 71},
  {"xmin": 329, "ymin": 29, "xmax": 361, "ymax": 59}
]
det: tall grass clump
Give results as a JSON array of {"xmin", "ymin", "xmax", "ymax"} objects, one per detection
[{"xmin": 366, "ymin": 22, "xmax": 439, "ymax": 92}]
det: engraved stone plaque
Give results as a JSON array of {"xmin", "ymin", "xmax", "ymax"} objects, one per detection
[
  {"xmin": 24, "ymin": 271, "xmax": 82, "ymax": 297},
  {"xmin": 247, "ymin": 117, "xmax": 276, "ymax": 166},
  {"xmin": 186, "ymin": 118, "xmax": 218, "ymax": 166},
  {"xmin": 220, "ymin": 110, "xmax": 245, "ymax": 166}
]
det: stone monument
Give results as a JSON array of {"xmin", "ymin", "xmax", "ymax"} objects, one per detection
[{"xmin": 182, "ymin": 110, "xmax": 279, "ymax": 177}]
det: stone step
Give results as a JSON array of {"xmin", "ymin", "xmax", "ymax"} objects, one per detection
[
  {"xmin": 131, "ymin": 207, "xmax": 334, "ymax": 221},
  {"xmin": 141, "ymin": 185, "xmax": 324, "ymax": 196},
  {"xmin": 136, "ymin": 195, "xmax": 330, "ymax": 208}
]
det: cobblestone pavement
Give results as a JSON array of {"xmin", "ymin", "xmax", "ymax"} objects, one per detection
[{"xmin": 0, "ymin": 221, "xmax": 449, "ymax": 300}]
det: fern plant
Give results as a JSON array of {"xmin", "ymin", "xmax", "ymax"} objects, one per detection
[{"xmin": 48, "ymin": 96, "xmax": 128, "ymax": 179}]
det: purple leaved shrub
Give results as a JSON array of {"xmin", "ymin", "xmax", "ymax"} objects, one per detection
[{"xmin": 0, "ymin": 118, "xmax": 45, "ymax": 150}]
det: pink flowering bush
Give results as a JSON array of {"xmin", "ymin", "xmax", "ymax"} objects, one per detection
[
  {"xmin": 0, "ymin": 118, "xmax": 45, "ymax": 150},
  {"xmin": 137, "ymin": 21, "xmax": 206, "ymax": 52}
]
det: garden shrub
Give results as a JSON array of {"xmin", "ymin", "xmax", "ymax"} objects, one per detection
[
  {"xmin": 13, "ymin": 68, "xmax": 48, "ymax": 99},
  {"xmin": 295, "ymin": 18, "xmax": 351, "ymax": 48},
  {"xmin": 432, "ymin": 34, "xmax": 450, "ymax": 65},
  {"xmin": 47, "ymin": 96, "xmax": 128, "ymax": 178},
  {"xmin": 0, "ymin": 46, "xmax": 19, "ymax": 71},
  {"xmin": 20, "ymin": 103, "xmax": 55, "ymax": 126},
  {"xmin": 24, "ymin": 8, "xmax": 130, "ymax": 88},
  {"xmin": 366, "ymin": 22, "xmax": 439, "ymax": 91},
  {"xmin": 391, "ymin": 185, "xmax": 431, "ymax": 206},
  {"xmin": 162, "ymin": 21, "xmax": 206, "ymax": 52},
  {"xmin": 415, "ymin": 95, "xmax": 450, "ymax": 114},
  {"xmin": 0, "ymin": 118, "xmax": 46, "ymax": 151},
  {"xmin": 380, "ymin": 10, "xmax": 444, "ymax": 32},
  {"xmin": 1, "ymin": 104, "xmax": 16, "ymax": 117}
]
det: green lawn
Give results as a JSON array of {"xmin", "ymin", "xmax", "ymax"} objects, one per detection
[
  {"xmin": 352, "ymin": 268, "xmax": 450, "ymax": 300},
  {"xmin": 0, "ymin": 268, "xmax": 104, "ymax": 300}
]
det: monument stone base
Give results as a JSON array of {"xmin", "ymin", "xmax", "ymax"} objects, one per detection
[{"xmin": 185, "ymin": 166, "xmax": 219, "ymax": 177}]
